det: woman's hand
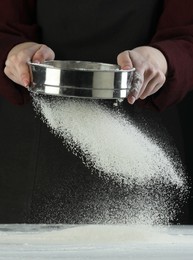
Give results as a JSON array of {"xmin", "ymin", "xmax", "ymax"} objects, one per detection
[
  {"xmin": 4, "ymin": 42, "xmax": 55, "ymax": 87},
  {"xmin": 117, "ymin": 46, "xmax": 168, "ymax": 104}
]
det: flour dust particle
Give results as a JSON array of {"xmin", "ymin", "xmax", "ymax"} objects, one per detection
[{"xmin": 32, "ymin": 95, "xmax": 188, "ymax": 225}]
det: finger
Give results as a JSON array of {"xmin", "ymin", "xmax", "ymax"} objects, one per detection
[
  {"xmin": 5, "ymin": 59, "xmax": 30, "ymax": 87},
  {"xmin": 20, "ymin": 71, "xmax": 31, "ymax": 87},
  {"xmin": 139, "ymin": 84, "xmax": 162, "ymax": 100},
  {"xmin": 117, "ymin": 51, "xmax": 133, "ymax": 70},
  {"xmin": 137, "ymin": 73, "xmax": 154, "ymax": 98},
  {"xmin": 139, "ymin": 73, "xmax": 166, "ymax": 99},
  {"xmin": 139, "ymin": 82, "xmax": 164, "ymax": 99},
  {"xmin": 13, "ymin": 61, "xmax": 31, "ymax": 87},
  {"xmin": 127, "ymin": 71, "xmax": 143, "ymax": 104},
  {"xmin": 32, "ymin": 45, "xmax": 55, "ymax": 63}
]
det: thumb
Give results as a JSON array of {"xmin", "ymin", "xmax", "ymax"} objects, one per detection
[
  {"xmin": 117, "ymin": 51, "xmax": 133, "ymax": 70},
  {"xmin": 32, "ymin": 44, "xmax": 55, "ymax": 63}
]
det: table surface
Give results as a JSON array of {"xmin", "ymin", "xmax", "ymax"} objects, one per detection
[{"xmin": 0, "ymin": 224, "xmax": 193, "ymax": 260}]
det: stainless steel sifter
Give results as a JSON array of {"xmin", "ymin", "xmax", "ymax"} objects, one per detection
[{"xmin": 28, "ymin": 60, "xmax": 135, "ymax": 101}]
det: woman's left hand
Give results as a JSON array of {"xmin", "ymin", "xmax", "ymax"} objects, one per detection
[{"xmin": 117, "ymin": 46, "xmax": 168, "ymax": 104}]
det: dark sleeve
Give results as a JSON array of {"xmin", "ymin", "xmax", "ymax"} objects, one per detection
[
  {"xmin": 142, "ymin": 0, "xmax": 193, "ymax": 111},
  {"xmin": 0, "ymin": 0, "xmax": 39, "ymax": 105}
]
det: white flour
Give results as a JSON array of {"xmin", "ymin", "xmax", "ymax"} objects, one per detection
[
  {"xmin": 0, "ymin": 225, "xmax": 193, "ymax": 245},
  {"xmin": 1, "ymin": 225, "xmax": 193, "ymax": 260},
  {"xmin": 32, "ymin": 95, "xmax": 187, "ymax": 225}
]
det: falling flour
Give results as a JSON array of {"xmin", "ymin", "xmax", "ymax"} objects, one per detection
[{"xmin": 32, "ymin": 95, "xmax": 188, "ymax": 225}]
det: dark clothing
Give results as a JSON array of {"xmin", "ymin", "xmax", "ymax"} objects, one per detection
[
  {"xmin": 0, "ymin": 0, "xmax": 193, "ymax": 223},
  {"xmin": 36, "ymin": 0, "xmax": 162, "ymax": 62},
  {"xmin": 0, "ymin": 0, "xmax": 193, "ymax": 109}
]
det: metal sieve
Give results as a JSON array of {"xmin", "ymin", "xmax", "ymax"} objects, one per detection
[{"xmin": 28, "ymin": 60, "xmax": 135, "ymax": 100}]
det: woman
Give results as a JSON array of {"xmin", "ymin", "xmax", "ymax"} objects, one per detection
[{"xmin": 0, "ymin": 0, "xmax": 193, "ymax": 223}]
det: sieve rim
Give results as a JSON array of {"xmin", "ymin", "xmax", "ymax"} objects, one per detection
[{"xmin": 28, "ymin": 60, "xmax": 135, "ymax": 73}]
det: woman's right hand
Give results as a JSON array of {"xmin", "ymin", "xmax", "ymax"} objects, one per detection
[{"xmin": 4, "ymin": 42, "xmax": 55, "ymax": 87}]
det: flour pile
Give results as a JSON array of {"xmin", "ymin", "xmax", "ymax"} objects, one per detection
[
  {"xmin": 32, "ymin": 95, "xmax": 187, "ymax": 225},
  {"xmin": 1, "ymin": 225, "xmax": 193, "ymax": 245}
]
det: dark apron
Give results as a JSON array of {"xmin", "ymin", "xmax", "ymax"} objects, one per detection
[
  {"xmin": 0, "ymin": 0, "xmax": 190, "ymax": 223},
  {"xmin": 37, "ymin": 0, "xmax": 162, "ymax": 62}
]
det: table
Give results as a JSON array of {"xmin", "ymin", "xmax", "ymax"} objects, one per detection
[{"xmin": 0, "ymin": 224, "xmax": 193, "ymax": 259}]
